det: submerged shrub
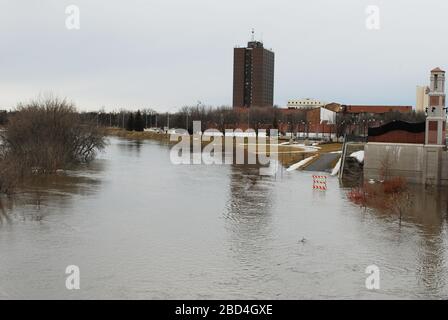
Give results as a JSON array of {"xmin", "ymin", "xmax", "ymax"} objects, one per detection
[
  {"xmin": 347, "ymin": 187, "xmax": 367, "ymax": 206},
  {"xmin": 382, "ymin": 177, "xmax": 407, "ymax": 194},
  {"xmin": 0, "ymin": 97, "xmax": 106, "ymax": 193},
  {"xmin": 347, "ymin": 176, "xmax": 410, "ymax": 218}
]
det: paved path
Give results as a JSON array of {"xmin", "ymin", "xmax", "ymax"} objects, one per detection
[{"xmin": 303, "ymin": 153, "xmax": 340, "ymax": 172}]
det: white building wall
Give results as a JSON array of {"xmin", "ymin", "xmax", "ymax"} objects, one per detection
[
  {"xmin": 320, "ymin": 107, "xmax": 336, "ymax": 124},
  {"xmin": 416, "ymin": 86, "xmax": 429, "ymax": 113}
]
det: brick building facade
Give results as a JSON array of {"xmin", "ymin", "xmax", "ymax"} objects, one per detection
[{"xmin": 233, "ymin": 41, "xmax": 275, "ymax": 108}]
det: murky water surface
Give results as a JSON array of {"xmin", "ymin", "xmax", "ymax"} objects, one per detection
[{"xmin": 0, "ymin": 137, "xmax": 447, "ymax": 299}]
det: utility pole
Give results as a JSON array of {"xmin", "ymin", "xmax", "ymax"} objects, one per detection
[
  {"xmin": 220, "ymin": 113, "xmax": 224, "ymax": 133},
  {"xmin": 167, "ymin": 112, "xmax": 170, "ymax": 130}
]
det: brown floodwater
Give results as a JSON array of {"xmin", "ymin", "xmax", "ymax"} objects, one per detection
[{"xmin": 0, "ymin": 137, "xmax": 447, "ymax": 299}]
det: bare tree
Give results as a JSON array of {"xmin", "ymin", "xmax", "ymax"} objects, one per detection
[{"xmin": 0, "ymin": 97, "xmax": 106, "ymax": 193}]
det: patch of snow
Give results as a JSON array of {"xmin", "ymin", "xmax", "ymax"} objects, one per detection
[
  {"xmin": 203, "ymin": 130, "xmax": 224, "ymax": 137},
  {"xmin": 225, "ymin": 131, "xmax": 256, "ymax": 137},
  {"xmin": 350, "ymin": 150, "xmax": 364, "ymax": 163},
  {"xmin": 238, "ymin": 143, "xmax": 320, "ymax": 154},
  {"xmin": 167, "ymin": 128, "xmax": 189, "ymax": 135},
  {"xmin": 277, "ymin": 142, "xmax": 321, "ymax": 149},
  {"xmin": 145, "ymin": 127, "xmax": 164, "ymax": 133},
  {"xmin": 331, "ymin": 158, "xmax": 341, "ymax": 176},
  {"xmin": 302, "ymin": 146, "xmax": 320, "ymax": 153},
  {"xmin": 286, "ymin": 155, "xmax": 317, "ymax": 172}
]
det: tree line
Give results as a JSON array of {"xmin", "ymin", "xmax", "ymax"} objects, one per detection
[
  {"xmin": 77, "ymin": 105, "xmax": 425, "ymax": 138},
  {"xmin": 3, "ymin": 104, "xmax": 425, "ymax": 138}
]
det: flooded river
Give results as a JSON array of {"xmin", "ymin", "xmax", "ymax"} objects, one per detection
[{"xmin": 0, "ymin": 137, "xmax": 447, "ymax": 299}]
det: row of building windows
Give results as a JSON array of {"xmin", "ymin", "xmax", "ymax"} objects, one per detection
[{"xmin": 288, "ymin": 101, "xmax": 324, "ymax": 106}]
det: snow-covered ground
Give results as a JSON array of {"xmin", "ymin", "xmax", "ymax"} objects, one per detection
[
  {"xmin": 329, "ymin": 151, "xmax": 362, "ymax": 176},
  {"xmin": 331, "ymin": 150, "xmax": 364, "ymax": 176},
  {"xmin": 240, "ymin": 142, "xmax": 320, "ymax": 154},
  {"xmin": 331, "ymin": 158, "xmax": 341, "ymax": 176},
  {"xmin": 278, "ymin": 142, "xmax": 321, "ymax": 153},
  {"xmin": 286, "ymin": 155, "xmax": 317, "ymax": 172},
  {"xmin": 350, "ymin": 150, "xmax": 364, "ymax": 163}
]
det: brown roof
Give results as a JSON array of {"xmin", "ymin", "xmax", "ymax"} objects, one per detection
[
  {"xmin": 431, "ymin": 67, "xmax": 445, "ymax": 73},
  {"xmin": 323, "ymin": 102, "xmax": 341, "ymax": 112},
  {"xmin": 342, "ymin": 105, "xmax": 412, "ymax": 114}
]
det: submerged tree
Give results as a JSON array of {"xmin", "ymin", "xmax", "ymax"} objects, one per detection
[{"xmin": 0, "ymin": 97, "xmax": 106, "ymax": 193}]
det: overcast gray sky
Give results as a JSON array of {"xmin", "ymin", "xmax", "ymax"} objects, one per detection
[{"xmin": 1, "ymin": 0, "xmax": 447, "ymax": 112}]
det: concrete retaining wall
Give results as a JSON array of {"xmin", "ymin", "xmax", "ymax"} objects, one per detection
[
  {"xmin": 365, "ymin": 142, "xmax": 448, "ymax": 185},
  {"xmin": 364, "ymin": 143, "xmax": 425, "ymax": 184}
]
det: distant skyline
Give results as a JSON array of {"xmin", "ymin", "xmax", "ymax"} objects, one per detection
[{"xmin": 1, "ymin": 0, "xmax": 447, "ymax": 112}]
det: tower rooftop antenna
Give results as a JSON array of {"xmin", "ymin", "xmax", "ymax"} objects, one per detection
[{"xmin": 251, "ymin": 28, "xmax": 255, "ymax": 42}]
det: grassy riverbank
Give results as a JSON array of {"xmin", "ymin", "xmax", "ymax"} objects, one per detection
[
  {"xmin": 105, "ymin": 127, "xmax": 170, "ymax": 141},
  {"xmin": 105, "ymin": 127, "xmax": 342, "ymax": 168}
]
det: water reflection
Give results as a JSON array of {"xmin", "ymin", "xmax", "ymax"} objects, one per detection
[
  {"xmin": 0, "ymin": 196, "xmax": 11, "ymax": 224},
  {"xmin": 116, "ymin": 139, "xmax": 143, "ymax": 156},
  {"xmin": 224, "ymin": 165, "xmax": 277, "ymax": 272},
  {"xmin": 0, "ymin": 163, "xmax": 104, "ymax": 225},
  {"xmin": 408, "ymin": 186, "xmax": 447, "ymax": 296},
  {"xmin": 363, "ymin": 184, "xmax": 448, "ymax": 297}
]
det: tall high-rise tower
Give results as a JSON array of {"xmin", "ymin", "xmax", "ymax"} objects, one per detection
[
  {"xmin": 425, "ymin": 68, "xmax": 446, "ymax": 145},
  {"xmin": 233, "ymin": 33, "xmax": 275, "ymax": 108}
]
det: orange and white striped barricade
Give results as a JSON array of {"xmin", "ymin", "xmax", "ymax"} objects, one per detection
[{"xmin": 312, "ymin": 175, "xmax": 327, "ymax": 191}]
